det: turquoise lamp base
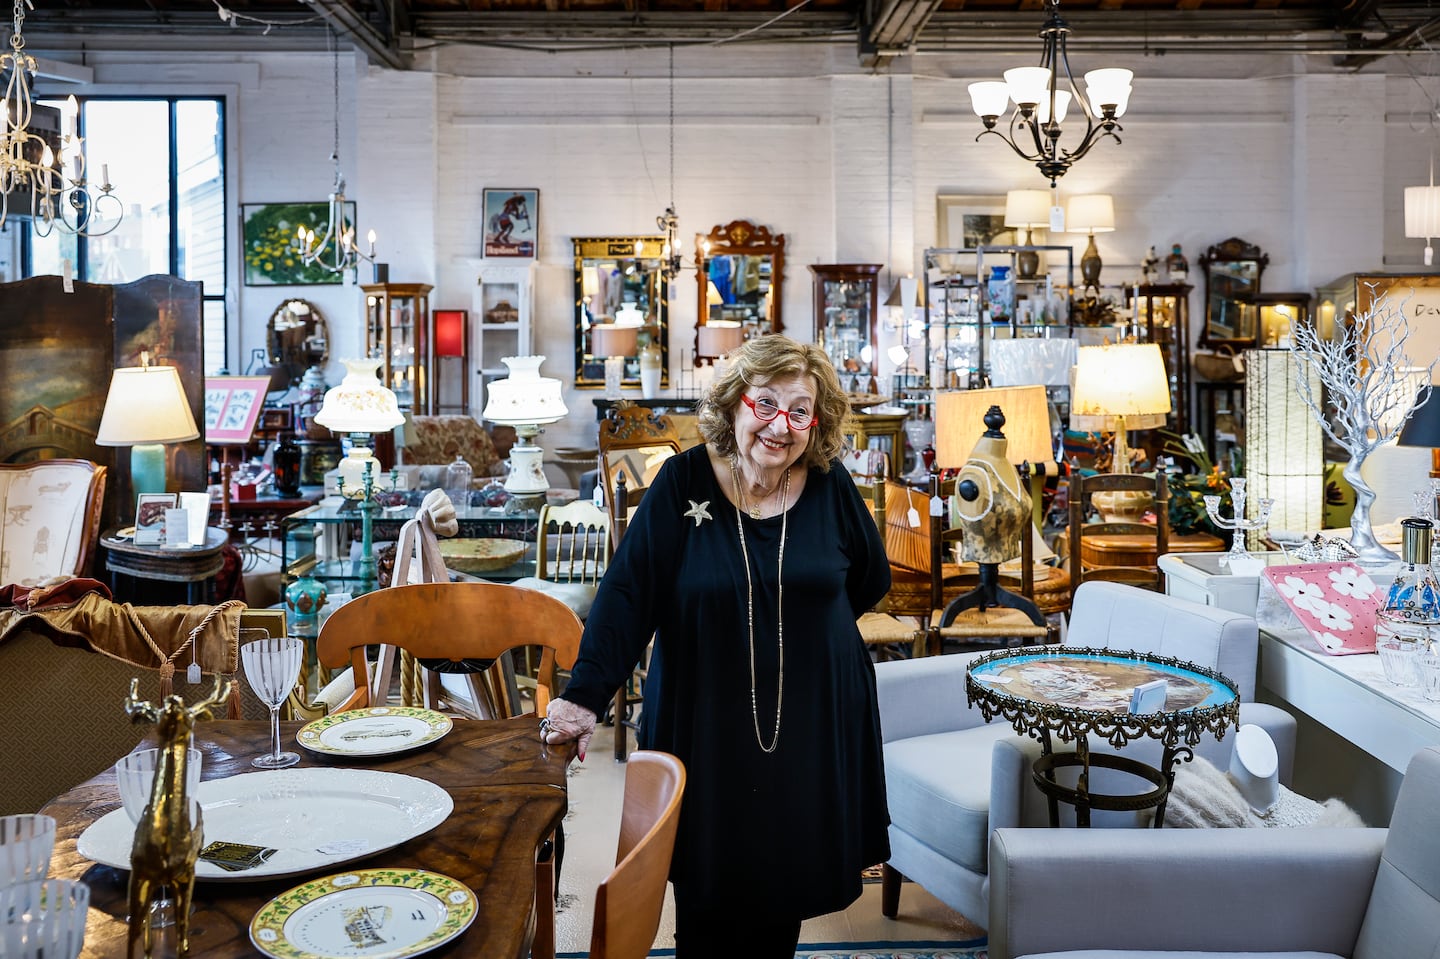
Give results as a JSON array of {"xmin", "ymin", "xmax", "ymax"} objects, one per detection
[{"xmin": 131, "ymin": 443, "xmax": 168, "ymax": 496}]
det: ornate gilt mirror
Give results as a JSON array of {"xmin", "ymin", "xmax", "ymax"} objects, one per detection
[
  {"xmin": 266, "ymin": 298, "xmax": 329, "ymax": 379},
  {"xmin": 1198, "ymin": 237, "xmax": 1269, "ymax": 348},
  {"xmin": 573, "ymin": 236, "xmax": 670, "ymax": 389},
  {"xmin": 693, "ymin": 220, "xmax": 786, "ymax": 363}
]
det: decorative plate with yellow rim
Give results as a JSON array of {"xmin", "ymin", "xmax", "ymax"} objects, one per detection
[
  {"xmin": 297, "ymin": 707, "xmax": 453, "ymax": 758},
  {"xmin": 250, "ymin": 868, "xmax": 478, "ymax": 959}
]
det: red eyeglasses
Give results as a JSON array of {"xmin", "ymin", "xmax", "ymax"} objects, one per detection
[{"xmin": 742, "ymin": 394, "xmax": 817, "ymax": 431}]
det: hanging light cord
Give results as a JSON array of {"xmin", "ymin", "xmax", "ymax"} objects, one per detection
[{"xmin": 668, "ymin": 43, "xmax": 675, "ymax": 212}]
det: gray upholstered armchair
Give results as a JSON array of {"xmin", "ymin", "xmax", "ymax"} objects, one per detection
[
  {"xmin": 874, "ymin": 581, "xmax": 1298, "ymax": 930},
  {"xmin": 987, "ymin": 745, "xmax": 1440, "ymax": 958}
]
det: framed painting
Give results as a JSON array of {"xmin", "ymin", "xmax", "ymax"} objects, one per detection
[
  {"xmin": 482, "ymin": 188, "xmax": 538, "ymax": 259},
  {"xmin": 242, "ymin": 201, "xmax": 357, "ymax": 286},
  {"xmin": 935, "ymin": 193, "xmax": 1049, "ymax": 277},
  {"xmin": 204, "ymin": 375, "xmax": 270, "ymax": 444}
]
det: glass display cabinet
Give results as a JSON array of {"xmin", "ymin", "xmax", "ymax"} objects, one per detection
[
  {"xmin": 362, "ymin": 282, "xmax": 433, "ymax": 416},
  {"xmin": 1124, "ymin": 283, "xmax": 1193, "ymax": 432},
  {"xmin": 810, "ymin": 263, "xmax": 881, "ymax": 394},
  {"xmin": 1240, "ymin": 292, "xmax": 1312, "ymax": 348}
]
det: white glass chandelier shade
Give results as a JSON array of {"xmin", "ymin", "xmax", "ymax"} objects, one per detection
[
  {"xmin": 968, "ymin": 81, "xmax": 1010, "ymax": 118},
  {"xmin": 1003, "ymin": 67, "xmax": 1052, "ymax": 107},
  {"xmin": 1084, "ymin": 68, "xmax": 1133, "ymax": 117}
]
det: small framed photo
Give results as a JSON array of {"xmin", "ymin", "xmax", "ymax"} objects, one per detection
[
  {"xmin": 204, "ymin": 375, "xmax": 271, "ymax": 444},
  {"xmin": 134, "ymin": 493, "xmax": 179, "ymax": 546},
  {"xmin": 482, "ymin": 189, "xmax": 538, "ymax": 259}
]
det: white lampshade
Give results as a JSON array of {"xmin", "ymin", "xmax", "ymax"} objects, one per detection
[
  {"xmin": 1004, "ymin": 190, "xmax": 1052, "ymax": 230},
  {"xmin": 313, "ymin": 358, "xmax": 404, "ymax": 434},
  {"xmin": 1003, "ymin": 66, "xmax": 1051, "ymax": 107},
  {"xmin": 1083, "ymin": 68, "xmax": 1133, "ymax": 117},
  {"xmin": 697, "ymin": 322, "xmax": 746, "ymax": 359},
  {"xmin": 968, "ymin": 81, "xmax": 1010, "ymax": 118},
  {"xmin": 95, "ymin": 365, "xmax": 200, "ymax": 446},
  {"xmin": 590, "ymin": 324, "xmax": 639, "ymax": 359},
  {"xmin": 1072, "ymin": 343, "xmax": 1171, "ymax": 419},
  {"xmin": 935, "ymin": 386, "xmax": 1056, "ymax": 472},
  {"xmin": 482, "ymin": 355, "xmax": 568, "ymax": 426},
  {"xmin": 1066, "ymin": 194, "xmax": 1115, "ymax": 234},
  {"xmin": 1036, "ymin": 90, "xmax": 1072, "ymax": 125},
  {"xmin": 1405, "ymin": 185, "xmax": 1440, "ymax": 239}
]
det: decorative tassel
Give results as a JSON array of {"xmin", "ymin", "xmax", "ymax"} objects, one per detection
[{"xmin": 158, "ymin": 660, "xmax": 175, "ymax": 701}]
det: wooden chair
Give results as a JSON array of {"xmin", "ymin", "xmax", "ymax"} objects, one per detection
[
  {"xmin": 1067, "ymin": 471, "xmax": 1171, "ymax": 591},
  {"xmin": 587, "ymin": 750, "xmax": 687, "ymax": 959},
  {"xmin": 856, "ymin": 460, "xmax": 924, "ymax": 661}
]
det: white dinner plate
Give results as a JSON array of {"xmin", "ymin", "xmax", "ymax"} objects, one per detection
[
  {"xmin": 250, "ymin": 868, "xmax": 478, "ymax": 959},
  {"xmin": 296, "ymin": 707, "xmax": 453, "ymax": 758},
  {"xmin": 77, "ymin": 768, "xmax": 452, "ymax": 882}
]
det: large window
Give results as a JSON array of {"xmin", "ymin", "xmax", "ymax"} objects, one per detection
[{"xmin": 27, "ymin": 96, "xmax": 227, "ymax": 373}]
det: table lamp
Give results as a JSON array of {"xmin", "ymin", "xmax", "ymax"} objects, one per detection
[
  {"xmin": 937, "ymin": 385, "xmax": 1056, "ymax": 527},
  {"xmin": 313, "ymin": 358, "xmax": 404, "ymax": 497},
  {"xmin": 483, "ymin": 355, "xmax": 569, "ymax": 508},
  {"xmin": 1004, "ymin": 189, "xmax": 1051, "ymax": 278},
  {"xmin": 1065, "ymin": 194, "xmax": 1115, "ymax": 292},
  {"xmin": 591, "ymin": 324, "xmax": 639, "ymax": 400},
  {"xmin": 697, "ymin": 321, "xmax": 746, "ymax": 387},
  {"xmin": 1071, "ymin": 343, "xmax": 1172, "ymax": 520},
  {"xmin": 95, "ymin": 354, "xmax": 201, "ymax": 497}
]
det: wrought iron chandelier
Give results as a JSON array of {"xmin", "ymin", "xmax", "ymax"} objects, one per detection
[
  {"xmin": 967, "ymin": 0, "xmax": 1133, "ymax": 187},
  {"xmin": 294, "ymin": 30, "xmax": 375, "ymax": 276},
  {"xmin": 656, "ymin": 44, "xmax": 682, "ymax": 282},
  {"xmin": 1, "ymin": 0, "xmax": 123, "ymax": 237}
]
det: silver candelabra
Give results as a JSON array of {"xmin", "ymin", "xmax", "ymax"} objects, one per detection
[{"xmin": 1204, "ymin": 477, "xmax": 1274, "ymax": 571}]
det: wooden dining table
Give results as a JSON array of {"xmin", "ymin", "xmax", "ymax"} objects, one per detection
[{"xmin": 41, "ymin": 717, "xmax": 575, "ymax": 959}]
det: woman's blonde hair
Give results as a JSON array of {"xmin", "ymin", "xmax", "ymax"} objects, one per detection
[{"xmin": 698, "ymin": 335, "xmax": 848, "ymax": 472}]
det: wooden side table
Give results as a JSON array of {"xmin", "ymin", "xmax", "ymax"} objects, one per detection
[
  {"xmin": 1080, "ymin": 531, "xmax": 1224, "ymax": 570},
  {"xmin": 101, "ymin": 527, "xmax": 230, "ymax": 604}
]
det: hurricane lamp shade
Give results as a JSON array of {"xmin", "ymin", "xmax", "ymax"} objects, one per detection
[
  {"xmin": 95, "ymin": 363, "xmax": 201, "ymax": 496},
  {"xmin": 483, "ymin": 355, "xmax": 569, "ymax": 496},
  {"xmin": 314, "ymin": 358, "xmax": 404, "ymax": 496},
  {"xmin": 1398, "ymin": 386, "xmax": 1440, "ymax": 479},
  {"xmin": 935, "ymin": 386, "xmax": 1055, "ymax": 473}
]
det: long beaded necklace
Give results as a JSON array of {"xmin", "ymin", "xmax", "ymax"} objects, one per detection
[{"xmin": 730, "ymin": 457, "xmax": 789, "ymax": 753}]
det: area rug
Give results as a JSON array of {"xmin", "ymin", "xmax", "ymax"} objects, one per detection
[{"xmin": 560, "ymin": 941, "xmax": 987, "ymax": 959}]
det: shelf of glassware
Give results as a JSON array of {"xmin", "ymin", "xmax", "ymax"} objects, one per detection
[{"xmin": 362, "ymin": 282, "xmax": 433, "ymax": 416}]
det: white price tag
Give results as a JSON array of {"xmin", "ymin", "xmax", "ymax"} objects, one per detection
[
  {"xmin": 906, "ymin": 506, "xmax": 921, "ymax": 528},
  {"xmin": 1049, "ymin": 204, "xmax": 1065, "ymax": 233},
  {"xmin": 929, "ymin": 495, "xmax": 945, "ymax": 517},
  {"xmin": 62, "ymin": 259, "xmax": 74, "ymax": 294}
]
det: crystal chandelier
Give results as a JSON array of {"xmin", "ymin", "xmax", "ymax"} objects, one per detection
[
  {"xmin": 656, "ymin": 44, "xmax": 682, "ymax": 282},
  {"xmin": 293, "ymin": 30, "xmax": 375, "ymax": 276},
  {"xmin": 1, "ymin": 0, "xmax": 123, "ymax": 237},
  {"xmin": 967, "ymin": 0, "xmax": 1133, "ymax": 187}
]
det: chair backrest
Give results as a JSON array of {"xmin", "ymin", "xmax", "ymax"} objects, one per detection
[
  {"xmin": 1355, "ymin": 745, "xmax": 1440, "ymax": 957},
  {"xmin": 536, "ymin": 500, "xmax": 610, "ymax": 585},
  {"xmin": 883, "ymin": 479, "xmax": 932, "ymax": 573},
  {"xmin": 1066, "ymin": 580, "xmax": 1259, "ymax": 700},
  {"xmin": 0, "ymin": 460, "xmax": 107, "ymax": 586},
  {"xmin": 1068, "ymin": 471, "xmax": 1169, "ymax": 590},
  {"xmin": 588, "ymin": 750, "xmax": 687, "ymax": 959},
  {"xmin": 315, "ymin": 582, "xmax": 583, "ymax": 714},
  {"xmin": 598, "ymin": 405, "xmax": 682, "ymax": 537}
]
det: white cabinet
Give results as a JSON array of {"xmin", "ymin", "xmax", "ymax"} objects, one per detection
[{"xmin": 473, "ymin": 263, "xmax": 534, "ymax": 402}]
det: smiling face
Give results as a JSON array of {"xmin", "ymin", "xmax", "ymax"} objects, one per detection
[{"xmin": 735, "ymin": 373, "xmax": 817, "ymax": 476}]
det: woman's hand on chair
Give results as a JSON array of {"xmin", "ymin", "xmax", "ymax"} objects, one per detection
[{"xmin": 543, "ymin": 698, "xmax": 597, "ymax": 761}]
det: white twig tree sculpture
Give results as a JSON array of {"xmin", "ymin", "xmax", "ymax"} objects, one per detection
[{"xmin": 1289, "ymin": 286, "xmax": 1436, "ymax": 562}]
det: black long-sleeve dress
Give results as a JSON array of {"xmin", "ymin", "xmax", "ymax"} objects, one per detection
[{"xmin": 561, "ymin": 444, "xmax": 892, "ymax": 922}]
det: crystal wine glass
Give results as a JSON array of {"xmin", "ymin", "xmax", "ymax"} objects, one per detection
[
  {"xmin": 115, "ymin": 747, "xmax": 201, "ymax": 929},
  {"xmin": 241, "ymin": 633, "xmax": 304, "ymax": 769}
]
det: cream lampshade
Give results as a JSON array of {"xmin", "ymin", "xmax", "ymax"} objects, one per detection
[
  {"xmin": 313, "ymin": 358, "xmax": 404, "ymax": 496},
  {"xmin": 696, "ymin": 322, "xmax": 745, "ymax": 359},
  {"xmin": 482, "ymin": 355, "xmax": 569, "ymax": 498},
  {"xmin": 1072, "ymin": 343, "xmax": 1171, "ymax": 521},
  {"xmin": 935, "ymin": 386, "xmax": 1055, "ymax": 473},
  {"xmin": 1066, "ymin": 193, "xmax": 1115, "ymax": 290},
  {"xmin": 1405, "ymin": 185, "xmax": 1440, "ymax": 265},
  {"xmin": 591, "ymin": 324, "xmax": 640, "ymax": 400},
  {"xmin": 1005, "ymin": 189, "xmax": 1051, "ymax": 279},
  {"xmin": 95, "ymin": 358, "xmax": 200, "ymax": 497}
]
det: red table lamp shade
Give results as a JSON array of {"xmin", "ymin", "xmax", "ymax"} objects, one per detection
[{"xmin": 434, "ymin": 310, "xmax": 466, "ymax": 357}]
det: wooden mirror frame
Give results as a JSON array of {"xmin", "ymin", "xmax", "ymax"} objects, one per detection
[
  {"xmin": 266, "ymin": 298, "xmax": 329, "ymax": 379},
  {"xmin": 1198, "ymin": 237, "xmax": 1269, "ymax": 348},
  {"xmin": 693, "ymin": 219, "xmax": 786, "ymax": 364},
  {"xmin": 573, "ymin": 236, "xmax": 670, "ymax": 389}
]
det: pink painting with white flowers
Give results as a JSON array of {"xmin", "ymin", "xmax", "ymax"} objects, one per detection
[{"xmin": 1262, "ymin": 562, "xmax": 1384, "ymax": 656}]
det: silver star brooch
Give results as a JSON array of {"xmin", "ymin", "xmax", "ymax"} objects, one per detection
[{"xmin": 684, "ymin": 500, "xmax": 713, "ymax": 526}]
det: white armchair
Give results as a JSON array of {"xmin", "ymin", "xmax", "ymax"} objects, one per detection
[
  {"xmin": 987, "ymin": 745, "xmax": 1440, "ymax": 959},
  {"xmin": 874, "ymin": 581, "xmax": 1298, "ymax": 929}
]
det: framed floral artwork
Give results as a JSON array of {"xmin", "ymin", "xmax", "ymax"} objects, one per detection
[{"xmin": 242, "ymin": 201, "xmax": 357, "ymax": 286}]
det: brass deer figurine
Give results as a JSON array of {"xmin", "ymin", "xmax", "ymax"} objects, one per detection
[{"xmin": 122, "ymin": 675, "xmax": 232, "ymax": 959}]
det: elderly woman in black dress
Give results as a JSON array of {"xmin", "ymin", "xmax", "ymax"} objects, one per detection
[{"xmin": 543, "ymin": 334, "xmax": 891, "ymax": 958}]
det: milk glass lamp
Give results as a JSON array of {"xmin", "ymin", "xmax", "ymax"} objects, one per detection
[
  {"xmin": 483, "ymin": 355, "xmax": 569, "ymax": 504},
  {"xmin": 313, "ymin": 358, "xmax": 404, "ymax": 497},
  {"xmin": 95, "ymin": 356, "xmax": 200, "ymax": 497}
]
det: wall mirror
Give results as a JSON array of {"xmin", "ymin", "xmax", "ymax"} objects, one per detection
[
  {"xmin": 694, "ymin": 219, "xmax": 785, "ymax": 363},
  {"xmin": 266, "ymin": 298, "xmax": 329, "ymax": 378},
  {"xmin": 573, "ymin": 236, "xmax": 670, "ymax": 389},
  {"xmin": 1198, "ymin": 237, "xmax": 1269, "ymax": 348}
]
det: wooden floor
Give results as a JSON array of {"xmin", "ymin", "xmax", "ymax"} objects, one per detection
[{"xmin": 553, "ymin": 721, "xmax": 985, "ymax": 954}]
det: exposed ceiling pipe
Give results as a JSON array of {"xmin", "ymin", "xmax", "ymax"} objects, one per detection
[{"xmin": 302, "ymin": 0, "xmax": 407, "ymax": 70}]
